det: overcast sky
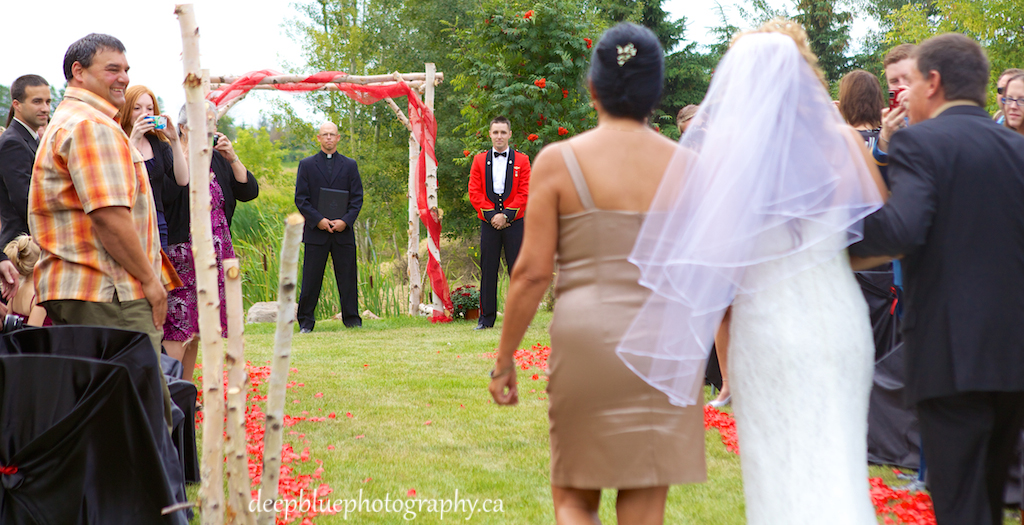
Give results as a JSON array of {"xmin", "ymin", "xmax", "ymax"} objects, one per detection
[{"xmin": 1, "ymin": 0, "xmax": 876, "ymax": 126}]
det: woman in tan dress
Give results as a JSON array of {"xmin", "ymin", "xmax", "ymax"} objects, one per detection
[{"xmin": 488, "ymin": 23, "xmax": 705, "ymax": 525}]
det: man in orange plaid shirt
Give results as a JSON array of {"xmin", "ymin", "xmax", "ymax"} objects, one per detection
[{"xmin": 29, "ymin": 34, "xmax": 170, "ymax": 363}]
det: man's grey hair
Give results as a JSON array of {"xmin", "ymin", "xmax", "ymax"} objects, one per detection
[{"xmin": 63, "ymin": 33, "xmax": 125, "ymax": 81}]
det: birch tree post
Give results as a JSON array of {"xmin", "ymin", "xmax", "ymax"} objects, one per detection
[
  {"xmin": 175, "ymin": 5, "xmax": 225, "ymax": 524},
  {"xmin": 223, "ymin": 258, "xmax": 253, "ymax": 525},
  {"xmin": 256, "ymin": 213, "xmax": 304, "ymax": 525},
  {"xmin": 423, "ymin": 63, "xmax": 442, "ymax": 314}
]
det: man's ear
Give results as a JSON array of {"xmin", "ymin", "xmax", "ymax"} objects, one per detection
[
  {"xmin": 925, "ymin": 70, "xmax": 944, "ymax": 101},
  {"xmin": 70, "ymin": 61, "xmax": 85, "ymax": 83}
]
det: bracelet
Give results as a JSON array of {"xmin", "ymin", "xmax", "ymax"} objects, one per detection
[
  {"xmin": 879, "ymin": 137, "xmax": 889, "ymax": 145},
  {"xmin": 489, "ymin": 363, "xmax": 515, "ymax": 379}
]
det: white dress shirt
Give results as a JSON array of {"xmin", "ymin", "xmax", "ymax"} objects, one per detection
[{"xmin": 491, "ymin": 147, "xmax": 509, "ymax": 195}]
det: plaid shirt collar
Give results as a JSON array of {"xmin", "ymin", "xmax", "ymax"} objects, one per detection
[{"xmin": 62, "ymin": 86, "xmax": 120, "ymax": 121}]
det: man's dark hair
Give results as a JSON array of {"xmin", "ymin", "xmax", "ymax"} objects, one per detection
[
  {"xmin": 489, "ymin": 116, "xmax": 511, "ymax": 131},
  {"xmin": 11, "ymin": 75, "xmax": 49, "ymax": 103},
  {"xmin": 63, "ymin": 33, "xmax": 126, "ymax": 81},
  {"xmin": 884, "ymin": 44, "xmax": 917, "ymax": 68},
  {"xmin": 914, "ymin": 33, "xmax": 989, "ymax": 106},
  {"xmin": 588, "ymin": 23, "xmax": 664, "ymax": 121}
]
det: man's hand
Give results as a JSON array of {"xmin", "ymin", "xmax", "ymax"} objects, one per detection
[
  {"xmin": 317, "ymin": 218, "xmax": 333, "ymax": 232},
  {"xmin": 0, "ymin": 260, "xmax": 19, "ymax": 301},
  {"xmin": 330, "ymin": 219, "xmax": 347, "ymax": 232},
  {"xmin": 142, "ymin": 277, "xmax": 168, "ymax": 329},
  {"xmin": 879, "ymin": 95, "xmax": 909, "ymax": 153},
  {"xmin": 490, "ymin": 214, "xmax": 508, "ymax": 230}
]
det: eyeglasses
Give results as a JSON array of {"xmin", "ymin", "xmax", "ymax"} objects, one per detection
[{"xmin": 1002, "ymin": 97, "xmax": 1024, "ymax": 107}]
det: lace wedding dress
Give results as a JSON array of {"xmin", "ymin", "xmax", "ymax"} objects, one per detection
[{"xmin": 729, "ymin": 238, "xmax": 876, "ymax": 524}]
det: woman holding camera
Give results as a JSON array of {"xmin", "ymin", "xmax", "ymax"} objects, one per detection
[{"xmin": 117, "ymin": 85, "xmax": 189, "ymax": 249}]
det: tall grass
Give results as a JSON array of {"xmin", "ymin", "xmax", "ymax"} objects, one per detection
[{"xmin": 232, "ymin": 195, "xmax": 408, "ymax": 320}]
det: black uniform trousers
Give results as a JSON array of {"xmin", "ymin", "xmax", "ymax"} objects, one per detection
[
  {"xmin": 478, "ymin": 218, "xmax": 523, "ymax": 327},
  {"xmin": 917, "ymin": 391, "xmax": 1024, "ymax": 525},
  {"xmin": 297, "ymin": 237, "xmax": 361, "ymax": 330}
]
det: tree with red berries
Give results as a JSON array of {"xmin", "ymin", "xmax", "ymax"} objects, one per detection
[{"xmin": 450, "ymin": 0, "xmax": 599, "ymax": 161}]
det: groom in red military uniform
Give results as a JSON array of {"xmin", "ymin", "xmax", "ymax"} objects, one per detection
[{"xmin": 468, "ymin": 116, "xmax": 530, "ymax": 330}]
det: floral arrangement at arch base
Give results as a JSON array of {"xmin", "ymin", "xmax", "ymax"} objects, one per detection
[{"xmin": 451, "ymin": 284, "xmax": 481, "ymax": 319}]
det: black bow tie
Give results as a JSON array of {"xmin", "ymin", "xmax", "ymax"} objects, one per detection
[{"xmin": 494, "ymin": 151, "xmax": 507, "ymax": 158}]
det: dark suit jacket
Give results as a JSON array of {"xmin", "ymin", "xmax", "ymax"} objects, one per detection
[
  {"xmin": 849, "ymin": 104, "xmax": 1024, "ymax": 405},
  {"xmin": 294, "ymin": 150, "xmax": 363, "ymax": 245},
  {"xmin": 0, "ymin": 122, "xmax": 38, "ymax": 260},
  {"xmin": 468, "ymin": 149, "xmax": 530, "ymax": 222}
]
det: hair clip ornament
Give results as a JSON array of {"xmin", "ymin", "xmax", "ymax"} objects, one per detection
[{"xmin": 616, "ymin": 43, "xmax": 637, "ymax": 67}]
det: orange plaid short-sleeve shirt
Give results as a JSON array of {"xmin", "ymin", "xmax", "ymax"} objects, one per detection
[{"xmin": 29, "ymin": 86, "xmax": 161, "ymax": 303}]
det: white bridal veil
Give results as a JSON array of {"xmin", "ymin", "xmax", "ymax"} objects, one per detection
[{"xmin": 616, "ymin": 32, "xmax": 883, "ymax": 406}]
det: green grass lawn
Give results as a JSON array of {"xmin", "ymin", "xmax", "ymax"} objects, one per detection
[{"xmin": 185, "ymin": 311, "xmax": 1021, "ymax": 524}]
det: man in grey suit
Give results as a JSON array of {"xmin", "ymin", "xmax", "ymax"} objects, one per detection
[
  {"xmin": 850, "ymin": 34, "xmax": 1024, "ymax": 525},
  {"xmin": 0, "ymin": 74, "xmax": 51, "ymax": 300}
]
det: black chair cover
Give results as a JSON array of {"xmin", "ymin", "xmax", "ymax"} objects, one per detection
[
  {"xmin": 0, "ymin": 326, "xmax": 189, "ymax": 520},
  {"xmin": 0, "ymin": 354, "xmax": 186, "ymax": 524}
]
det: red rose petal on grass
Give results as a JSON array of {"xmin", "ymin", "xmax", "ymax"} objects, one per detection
[
  {"xmin": 363, "ymin": 364, "xmax": 369, "ymax": 368},
  {"xmin": 314, "ymin": 392, "xmax": 324, "ymax": 398},
  {"xmin": 424, "ymin": 420, "xmax": 432, "ymax": 425},
  {"xmin": 346, "ymin": 412, "xmax": 353, "ymax": 418},
  {"xmin": 459, "ymin": 404, "xmax": 465, "ymax": 409},
  {"xmin": 327, "ymin": 445, "xmax": 335, "ymax": 450},
  {"xmin": 328, "ymin": 412, "xmax": 337, "ymax": 419},
  {"xmin": 292, "ymin": 399, "xmax": 300, "ymax": 404},
  {"xmin": 354, "ymin": 435, "xmax": 365, "ymax": 439},
  {"xmin": 363, "ymin": 477, "xmax": 372, "ymax": 483},
  {"xmin": 407, "ymin": 489, "xmax": 417, "ymax": 497}
]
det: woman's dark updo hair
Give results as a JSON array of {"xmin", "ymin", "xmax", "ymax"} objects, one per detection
[{"xmin": 588, "ymin": 23, "xmax": 664, "ymax": 121}]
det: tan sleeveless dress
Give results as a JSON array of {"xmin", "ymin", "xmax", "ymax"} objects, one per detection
[{"xmin": 546, "ymin": 145, "xmax": 706, "ymax": 489}]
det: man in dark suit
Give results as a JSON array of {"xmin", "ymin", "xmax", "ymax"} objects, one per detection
[
  {"xmin": 849, "ymin": 34, "xmax": 1024, "ymax": 525},
  {"xmin": 0, "ymin": 74, "xmax": 51, "ymax": 300},
  {"xmin": 468, "ymin": 116, "xmax": 531, "ymax": 330},
  {"xmin": 295, "ymin": 122, "xmax": 363, "ymax": 332}
]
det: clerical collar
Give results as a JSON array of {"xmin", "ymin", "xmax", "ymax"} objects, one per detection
[{"xmin": 324, "ymin": 152, "xmax": 334, "ymax": 159}]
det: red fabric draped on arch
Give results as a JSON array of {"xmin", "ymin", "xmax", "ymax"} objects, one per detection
[{"xmin": 209, "ymin": 70, "xmax": 454, "ymax": 317}]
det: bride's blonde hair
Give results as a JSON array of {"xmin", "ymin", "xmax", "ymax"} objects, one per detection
[
  {"xmin": 732, "ymin": 17, "xmax": 829, "ymax": 91},
  {"xmin": 3, "ymin": 235, "xmax": 40, "ymax": 277}
]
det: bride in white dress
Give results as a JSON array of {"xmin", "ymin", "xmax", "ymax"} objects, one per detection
[{"xmin": 616, "ymin": 19, "xmax": 889, "ymax": 524}]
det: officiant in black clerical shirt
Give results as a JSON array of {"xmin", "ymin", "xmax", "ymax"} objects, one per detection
[{"xmin": 295, "ymin": 122, "xmax": 364, "ymax": 332}]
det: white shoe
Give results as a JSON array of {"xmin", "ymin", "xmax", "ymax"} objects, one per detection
[{"xmin": 707, "ymin": 395, "xmax": 731, "ymax": 408}]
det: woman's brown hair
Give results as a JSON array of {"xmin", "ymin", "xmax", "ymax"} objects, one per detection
[
  {"xmin": 838, "ymin": 70, "xmax": 884, "ymax": 128},
  {"xmin": 116, "ymin": 85, "xmax": 168, "ymax": 142}
]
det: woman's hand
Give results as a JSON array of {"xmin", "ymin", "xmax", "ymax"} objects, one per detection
[
  {"xmin": 213, "ymin": 132, "xmax": 238, "ymax": 162},
  {"xmin": 130, "ymin": 113, "xmax": 155, "ymax": 145},
  {"xmin": 160, "ymin": 114, "xmax": 179, "ymax": 143},
  {"xmin": 488, "ymin": 359, "xmax": 519, "ymax": 405}
]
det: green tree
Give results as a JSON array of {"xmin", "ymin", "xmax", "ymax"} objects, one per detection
[
  {"xmin": 450, "ymin": 0, "xmax": 599, "ymax": 161},
  {"xmin": 597, "ymin": 0, "xmax": 685, "ymax": 52},
  {"xmin": 233, "ymin": 127, "xmax": 286, "ymax": 187},
  {"xmin": 793, "ymin": 0, "xmax": 854, "ymax": 82}
]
